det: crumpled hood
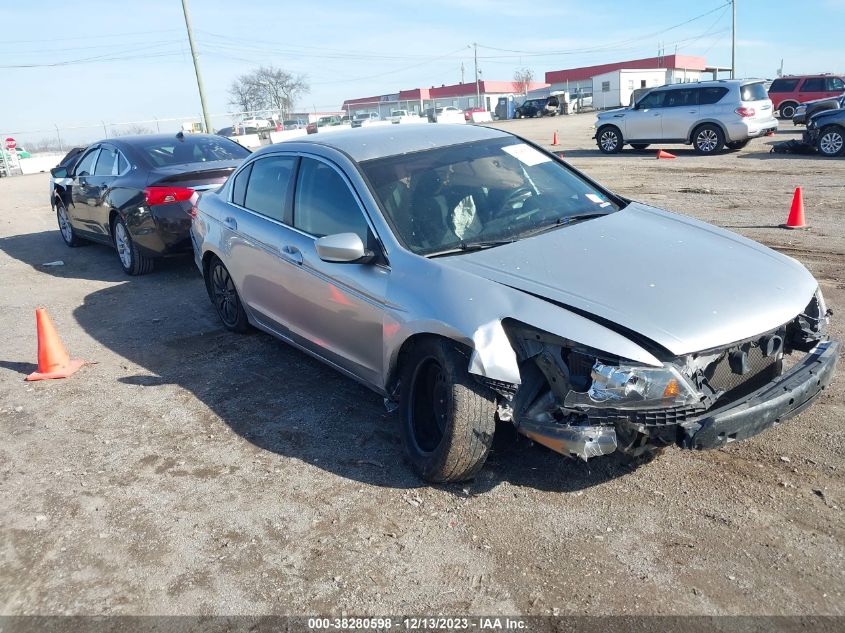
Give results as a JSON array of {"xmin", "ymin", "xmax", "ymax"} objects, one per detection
[{"xmin": 439, "ymin": 203, "xmax": 818, "ymax": 356}]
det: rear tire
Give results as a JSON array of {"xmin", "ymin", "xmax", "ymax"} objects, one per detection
[
  {"xmin": 693, "ymin": 123, "xmax": 725, "ymax": 154},
  {"xmin": 399, "ymin": 338, "xmax": 497, "ymax": 483},
  {"xmin": 597, "ymin": 126, "xmax": 623, "ymax": 153},
  {"xmin": 112, "ymin": 216, "xmax": 153, "ymax": 275},
  {"xmin": 817, "ymin": 125, "xmax": 845, "ymax": 157},
  {"xmin": 206, "ymin": 256, "xmax": 250, "ymax": 333},
  {"xmin": 56, "ymin": 201, "xmax": 81, "ymax": 247}
]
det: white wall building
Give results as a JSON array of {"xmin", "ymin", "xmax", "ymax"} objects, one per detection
[{"xmin": 591, "ymin": 69, "xmax": 668, "ymax": 109}]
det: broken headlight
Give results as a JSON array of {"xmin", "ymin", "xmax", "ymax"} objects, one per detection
[{"xmin": 564, "ymin": 361, "xmax": 701, "ymax": 410}]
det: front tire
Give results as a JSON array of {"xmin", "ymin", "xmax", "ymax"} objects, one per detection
[
  {"xmin": 597, "ymin": 126, "xmax": 623, "ymax": 153},
  {"xmin": 399, "ymin": 338, "xmax": 497, "ymax": 483},
  {"xmin": 817, "ymin": 126, "xmax": 845, "ymax": 157},
  {"xmin": 779, "ymin": 103, "xmax": 797, "ymax": 120},
  {"xmin": 206, "ymin": 256, "xmax": 250, "ymax": 332},
  {"xmin": 112, "ymin": 216, "xmax": 153, "ymax": 275},
  {"xmin": 693, "ymin": 124, "xmax": 725, "ymax": 154},
  {"xmin": 56, "ymin": 201, "xmax": 81, "ymax": 247}
]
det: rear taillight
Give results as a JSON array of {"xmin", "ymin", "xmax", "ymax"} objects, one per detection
[
  {"xmin": 735, "ymin": 106, "xmax": 756, "ymax": 117},
  {"xmin": 144, "ymin": 186, "xmax": 195, "ymax": 206},
  {"xmin": 189, "ymin": 191, "xmax": 200, "ymax": 218}
]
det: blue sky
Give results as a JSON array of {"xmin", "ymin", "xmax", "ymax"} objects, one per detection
[{"xmin": 2, "ymin": 0, "xmax": 842, "ymax": 145}]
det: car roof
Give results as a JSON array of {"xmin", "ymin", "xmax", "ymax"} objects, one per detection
[
  {"xmin": 253, "ymin": 124, "xmax": 511, "ymax": 162},
  {"xmin": 652, "ymin": 79, "xmax": 764, "ymax": 90},
  {"xmin": 91, "ymin": 133, "xmax": 223, "ymax": 147}
]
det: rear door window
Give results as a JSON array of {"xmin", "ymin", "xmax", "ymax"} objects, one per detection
[
  {"xmin": 293, "ymin": 158, "xmax": 369, "ymax": 241},
  {"xmin": 231, "ymin": 163, "xmax": 253, "ymax": 207},
  {"xmin": 801, "ymin": 78, "xmax": 825, "ymax": 92},
  {"xmin": 93, "ymin": 146, "xmax": 118, "ymax": 176},
  {"xmin": 664, "ymin": 88, "xmax": 698, "ymax": 107},
  {"xmin": 242, "ymin": 155, "xmax": 296, "ymax": 223},
  {"xmin": 740, "ymin": 83, "xmax": 768, "ymax": 101},
  {"xmin": 769, "ymin": 78, "xmax": 799, "ymax": 92},
  {"xmin": 699, "ymin": 87, "xmax": 729, "ymax": 105}
]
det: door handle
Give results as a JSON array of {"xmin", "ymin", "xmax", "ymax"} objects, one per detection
[
  {"xmin": 281, "ymin": 244, "xmax": 303, "ymax": 265},
  {"xmin": 222, "ymin": 216, "xmax": 237, "ymax": 230}
]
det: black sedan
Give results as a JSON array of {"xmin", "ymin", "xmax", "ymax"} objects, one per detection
[{"xmin": 50, "ymin": 133, "xmax": 250, "ymax": 274}]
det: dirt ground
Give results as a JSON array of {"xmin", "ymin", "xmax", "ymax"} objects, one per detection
[{"xmin": 1, "ymin": 115, "xmax": 843, "ymax": 618}]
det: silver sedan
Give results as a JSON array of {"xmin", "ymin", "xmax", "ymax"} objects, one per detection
[{"xmin": 191, "ymin": 124, "xmax": 838, "ymax": 482}]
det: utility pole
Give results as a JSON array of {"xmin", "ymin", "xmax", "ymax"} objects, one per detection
[
  {"xmin": 461, "ymin": 61, "xmax": 465, "ymax": 84},
  {"xmin": 474, "ymin": 43, "xmax": 480, "ymax": 108},
  {"xmin": 731, "ymin": 0, "xmax": 737, "ymax": 79},
  {"xmin": 181, "ymin": 0, "xmax": 213, "ymax": 133}
]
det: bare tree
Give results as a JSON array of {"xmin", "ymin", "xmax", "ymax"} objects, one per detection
[
  {"xmin": 113, "ymin": 124, "xmax": 154, "ymax": 137},
  {"xmin": 512, "ymin": 68, "xmax": 535, "ymax": 96},
  {"xmin": 228, "ymin": 66, "xmax": 310, "ymax": 117}
]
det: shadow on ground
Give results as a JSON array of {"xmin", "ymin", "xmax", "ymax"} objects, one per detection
[{"xmin": 1, "ymin": 230, "xmax": 642, "ymax": 495}]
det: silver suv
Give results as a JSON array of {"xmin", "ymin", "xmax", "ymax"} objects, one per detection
[{"xmin": 594, "ymin": 79, "xmax": 777, "ymax": 154}]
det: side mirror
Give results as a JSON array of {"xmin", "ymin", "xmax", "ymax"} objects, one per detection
[
  {"xmin": 51, "ymin": 166, "xmax": 68, "ymax": 178},
  {"xmin": 315, "ymin": 232, "xmax": 374, "ymax": 264}
]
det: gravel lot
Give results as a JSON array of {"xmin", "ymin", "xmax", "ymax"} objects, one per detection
[{"xmin": 1, "ymin": 114, "xmax": 843, "ymax": 617}]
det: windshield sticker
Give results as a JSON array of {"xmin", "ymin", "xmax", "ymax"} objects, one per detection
[
  {"xmin": 502, "ymin": 143, "xmax": 551, "ymax": 166},
  {"xmin": 586, "ymin": 193, "xmax": 611, "ymax": 207}
]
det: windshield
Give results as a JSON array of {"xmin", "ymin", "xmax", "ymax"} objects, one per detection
[{"xmin": 361, "ymin": 138, "xmax": 621, "ymax": 256}]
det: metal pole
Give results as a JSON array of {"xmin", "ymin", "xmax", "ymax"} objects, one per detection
[
  {"xmin": 731, "ymin": 0, "xmax": 736, "ymax": 79},
  {"xmin": 474, "ymin": 43, "xmax": 480, "ymax": 108},
  {"xmin": 1, "ymin": 138, "xmax": 10, "ymax": 178},
  {"xmin": 55, "ymin": 124, "xmax": 63, "ymax": 151},
  {"xmin": 181, "ymin": 0, "xmax": 213, "ymax": 133},
  {"xmin": 102, "ymin": 121, "xmax": 109, "ymax": 138}
]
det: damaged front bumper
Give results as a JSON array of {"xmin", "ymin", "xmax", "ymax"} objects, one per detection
[
  {"xmin": 515, "ymin": 340, "xmax": 838, "ymax": 460},
  {"xmin": 681, "ymin": 339, "xmax": 838, "ymax": 449}
]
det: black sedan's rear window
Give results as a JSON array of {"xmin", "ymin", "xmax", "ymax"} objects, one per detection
[{"xmin": 134, "ymin": 136, "xmax": 249, "ymax": 167}]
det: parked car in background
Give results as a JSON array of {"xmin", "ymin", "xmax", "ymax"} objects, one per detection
[
  {"xmin": 351, "ymin": 112, "xmax": 381, "ymax": 128},
  {"xmin": 238, "ymin": 117, "xmax": 273, "ymax": 130},
  {"xmin": 50, "ymin": 133, "xmax": 250, "ymax": 275},
  {"xmin": 768, "ymin": 74, "xmax": 845, "ymax": 119},
  {"xmin": 515, "ymin": 98, "xmax": 558, "ymax": 118},
  {"xmin": 804, "ymin": 107, "xmax": 845, "ymax": 157},
  {"xmin": 283, "ymin": 119, "xmax": 307, "ymax": 130},
  {"xmin": 307, "ymin": 115, "xmax": 344, "ymax": 134},
  {"xmin": 191, "ymin": 124, "xmax": 836, "ymax": 482},
  {"xmin": 463, "ymin": 107, "xmax": 486, "ymax": 121},
  {"xmin": 595, "ymin": 79, "xmax": 777, "ymax": 155},
  {"xmin": 792, "ymin": 94, "xmax": 845, "ymax": 125}
]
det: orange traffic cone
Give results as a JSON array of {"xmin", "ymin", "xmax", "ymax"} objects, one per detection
[
  {"xmin": 656, "ymin": 149, "xmax": 676, "ymax": 159},
  {"xmin": 781, "ymin": 187, "xmax": 807, "ymax": 229},
  {"xmin": 26, "ymin": 308, "xmax": 84, "ymax": 381},
  {"xmin": 552, "ymin": 131, "xmax": 559, "ymax": 146}
]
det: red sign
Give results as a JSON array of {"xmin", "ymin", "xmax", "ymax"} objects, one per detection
[{"xmin": 4, "ymin": 137, "xmax": 16, "ymax": 150}]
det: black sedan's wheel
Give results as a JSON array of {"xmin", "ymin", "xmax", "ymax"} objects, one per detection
[
  {"xmin": 112, "ymin": 216, "xmax": 153, "ymax": 275},
  {"xmin": 399, "ymin": 338, "xmax": 496, "ymax": 483},
  {"xmin": 693, "ymin": 124, "xmax": 725, "ymax": 154},
  {"xmin": 597, "ymin": 126, "xmax": 623, "ymax": 153},
  {"xmin": 207, "ymin": 257, "xmax": 250, "ymax": 332},
  {"xmin": 56, "ymin": 201, "xmax": 81, "ymax": 247},
  {"xmin": 817, "ymin": 126, "xmax": 845, "ymax": 157}
]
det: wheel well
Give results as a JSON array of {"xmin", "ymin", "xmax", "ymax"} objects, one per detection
[
  {"xmin": 779, "ymin": 100, "xmax": 798, "ymax": 110},
  {"xmin": 387, "ymin": 333, "xmax": 468, "ymax": 398},
  {"xmin": 201, "ymin": 251, "xmax": 218, "ymax": 281},
  {"xmin": 689, "ymin": 121, "xmax": 726, "ymax": 144},
  {"xmin": 108, "ymin": 209, "xmax": 120, "ymax": 237}
]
